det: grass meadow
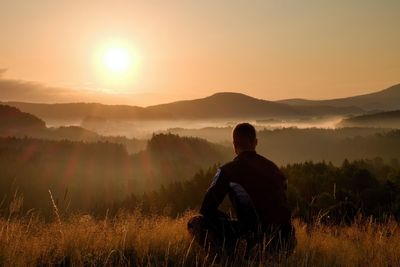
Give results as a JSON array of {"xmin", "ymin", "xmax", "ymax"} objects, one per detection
[{"xmin": 1, "ymin": 209, "xmax": 399, "ymax": 267}]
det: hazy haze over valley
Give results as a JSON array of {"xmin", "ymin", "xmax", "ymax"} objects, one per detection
[{"xmin": 2, "ymin": 83, "xmax": 399, "ymax": 138}]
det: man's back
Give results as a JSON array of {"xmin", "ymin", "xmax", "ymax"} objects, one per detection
[
  {"xmin": 190, "ymin": 123, "xmax": 295, "ymax": 255},
  {"xmin": 200, "ymin": 151, "xmax": 292, "ymax": 230}
]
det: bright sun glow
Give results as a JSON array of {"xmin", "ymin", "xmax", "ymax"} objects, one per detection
[
  {"xmin": 94, "ymin": 41, "xmax": 141, "ymax": 91},
  {"xmin": 103, "ymin": 47, "xmax": 131, "ymax": 73}
]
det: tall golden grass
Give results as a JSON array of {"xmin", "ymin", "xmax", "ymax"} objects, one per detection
[{"xmin": 1, "ymin": 209, "xmax": 399, "ymax": 266}]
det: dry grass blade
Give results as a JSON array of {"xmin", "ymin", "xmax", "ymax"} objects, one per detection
[{"xmin": 48, "ymin": 189, "xmax": 62, "ymax": 226}]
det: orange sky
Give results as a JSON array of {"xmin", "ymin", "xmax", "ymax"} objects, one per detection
[{"xmin": 0, "ymin": 0, "xmax": 399, "ymax": 106}]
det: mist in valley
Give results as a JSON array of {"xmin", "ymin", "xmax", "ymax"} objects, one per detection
[{"xmin": 73, "ymin": 116, "xmax": 345, "ymax": 141}]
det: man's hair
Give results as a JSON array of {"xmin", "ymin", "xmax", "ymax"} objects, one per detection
[{"xmin": 233, "ymin": 123, "xmax": 257, "ymax": 149}]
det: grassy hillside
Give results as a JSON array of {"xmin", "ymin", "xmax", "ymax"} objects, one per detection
[{"xmin": 0, "ymin": 212, "xmax": 399, "ymax": 266}]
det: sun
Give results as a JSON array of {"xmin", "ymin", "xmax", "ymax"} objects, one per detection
[
  {"xmin": 94, "ymin": 41, "xmax": 140, "ymax": 90},
  {"xmin": 103, "ymin": 47, "xmax": 131, "ymax": 73}
]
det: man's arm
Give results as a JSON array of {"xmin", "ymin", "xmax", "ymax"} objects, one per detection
[{"xmin": 200, "ymin": 168, "xmax": 229, "ymax": 216}]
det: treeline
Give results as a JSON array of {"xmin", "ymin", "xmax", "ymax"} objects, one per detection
[
  {"xmin": 0, "ymin": 134, "xmax": 230, "ymax": 218},
  {"xmin": 167, "ymin": 127, "xmax": 400, "ymax": 165},
  {"xmin": 0, "ymin": 137, "xmax": 133, "ymax": 217},
  {"xmin": 284, "ymin": 158, "xmax": 400, "ymax": 223},
  {"xmin": 0, "ymin": 104, "xmax": 146, "ymax": 154},
  {"xmin": 257, "ymin": 128, "xmax": 400, "ymax": 165},
  {"xmin": 168, "ymin": 126, "xmax": 386, "ymax": 143},
  {"xmin": 2, "ymin": 131, "xmax": 400, "ymax": 222},
  {"xmin": 122, "ymin": 158, "xmax": 400, "ymax": 223},
  {"xmin": 132, "ymin": 133, "xmax": 229, "ymax": 189},
  {"xmin": 339, "ymin": 109, "xmax": 400, "ymax": 128}
]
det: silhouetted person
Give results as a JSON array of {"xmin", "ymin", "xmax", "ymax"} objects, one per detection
[{"xmin": 187, "ymin": 123, "xmax": 296, "ymax": 256}]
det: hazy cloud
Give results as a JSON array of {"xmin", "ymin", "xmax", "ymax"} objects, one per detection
[
  {"xmin": 0, "ymin": 68, "xmax": 7, "ymax": 77},
  {"xmin": 0, "ymin": 77, "xmax": 157, "ymax": 106},
  {"xmin": 0, "ymin": 78, "xmax": 83, "ymax": 103}
]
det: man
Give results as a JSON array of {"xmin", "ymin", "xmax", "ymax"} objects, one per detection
[{"xmin": 187, "ymin": 123, "xmax": 296, "ymax": 256}]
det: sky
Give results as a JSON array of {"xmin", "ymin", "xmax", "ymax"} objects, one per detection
[{"xmin": 0, "ymin": 0, "xmax": 399, "ymax": 106}]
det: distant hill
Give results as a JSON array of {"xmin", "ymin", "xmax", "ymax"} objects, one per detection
[
  {"xmin": 279, "ymin": 84, "xmax": 400, "ymax": 111},
  {"xmin": 2, "ymin": 92, "xmax": 363, "ymax": 121},
  {"xmin": 338, "ymin": 110, "xmax": 400, "ymax": 128},
  {"xmin": 2, "ymin": 102, "xmax": 162, "ymax": 120},
  {"xmin": 146, "ymin": 92, "xmax": 362, "ymax": 119},
  {"xmin": 0, "ymin": 104, "xmax": 97, "ymax": 137},
  {"xmin": 0, "ymin": 104, "xmax": 46, "ymax": 135},
  {"xmin": 0, "ymin": 105, "xmax": 146, "ymax": 153},
  {"xmin": 131, "ymin": 133, "xmax": 231, "ymax": 189}
]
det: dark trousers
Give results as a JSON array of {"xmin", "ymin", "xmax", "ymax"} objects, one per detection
[{"xmin": 187, "ymin": 213, "xmax": 296, "ymax": 256}]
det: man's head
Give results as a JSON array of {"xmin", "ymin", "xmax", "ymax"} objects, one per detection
[{"xmin": 232, "ymin": 123, "xmax": 257, "ymax": 155}]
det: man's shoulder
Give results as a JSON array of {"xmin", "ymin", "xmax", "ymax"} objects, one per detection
[
  {"xmin": 252, "ymin": 153, "xmax": 284, "ymax": 177},
  {"xmin": 220, "ymin": 159, "xmax": 238, "ymax": 172},
  {"xmin": 219, "ymin": 152, "xmax": 279, "ymax": 171},
  {"xmin": 256, "ymin": 153, "xmax": 280, "ymax": 169}
]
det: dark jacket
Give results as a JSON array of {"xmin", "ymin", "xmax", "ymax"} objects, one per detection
[{"xmin": 200, "ymin": 151, "xmax": 291, "ymax": 231}]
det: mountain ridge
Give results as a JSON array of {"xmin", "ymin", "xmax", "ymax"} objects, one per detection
[
  {"xmin": 1, "ymin": 91, "xmax": 364, "ymax": 121},
  {"xmin": 279, "ymin": 83, "xmax": 400, "ymax": 110},
  {"xmin": 3, "ymin": 83, "xmax": 399, "ymax": 121}
]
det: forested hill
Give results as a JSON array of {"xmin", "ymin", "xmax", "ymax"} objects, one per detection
[
  {"xmin": 2, "ymin": 130, "xmax": 400, "ymax": 217},
  {"xmin": 338, "ymin": 110, "xmax": 400, "ymax": 128},
  {"xmin": 256, "ymin": 128, "xmax": 400, "ymax": 165},
  {"xmin": 0, "ymin": 104, "xmax": 46, "ymax": 133},
  {"xmin": 0, "ymin": 134, "xmax": 230, "ymax": 217},
  {"xmin": 0, "ymin": 104, "xmax": 146, "ymax": 153},
  {"xmin": 122, "ymin": 158, "xmax": 400, "ymax": 222}
]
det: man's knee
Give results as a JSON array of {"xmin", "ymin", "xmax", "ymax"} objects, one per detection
[{"xmin": 187, "ymin": 215, "xmax": 206, "ymax": 236}]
